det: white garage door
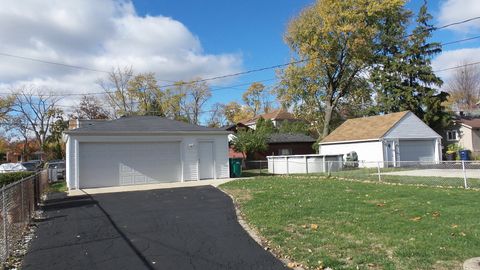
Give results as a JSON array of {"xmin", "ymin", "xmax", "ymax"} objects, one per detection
[
  {"xmin": 398, "ymin": 140, "xmax": 435, "ymax": 162},
  {"xmin": 79, "ymin": 142, "xmax": 181, "ymax": 188}
]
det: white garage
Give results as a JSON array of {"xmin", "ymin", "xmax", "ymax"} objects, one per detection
[
  {"xmin": 64, "ymin": 116, "xmax": 230, "ymax": 189},
  {"xmin": 319, "ymin": 111, "xmax": 442, "ymax": 167}
]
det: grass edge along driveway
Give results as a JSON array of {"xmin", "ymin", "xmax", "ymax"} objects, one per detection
[{"xmin": 220, "ymin": 176, "xmax": 480, "ymax": 270}]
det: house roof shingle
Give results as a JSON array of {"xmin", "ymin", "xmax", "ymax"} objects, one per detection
[
  {"xmin": 239, "ymin": 109, "xmax": 296, "ymax": 125},
  {"xmin": 267, "ymin": 133, "xmax": 316, "ymax": 144},
  {"xmin": 459, "ymin": 118, "xmax": 480, "ymax": 128},
  {"xmin": 65, "ymin": 116, "xmax": 229, "ymax": 134},
  {"xmin": 320, "ymin": 111, "xmax": 410, "ymax": 144}
]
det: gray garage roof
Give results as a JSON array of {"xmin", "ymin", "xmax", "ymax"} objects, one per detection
[
  {"xmin": 65, "ymin": 116, "xmax": 229, "ymax": 134},
  {"xmin": 267, "ymin": 133, "xmax": 316, "ymax": 144}
]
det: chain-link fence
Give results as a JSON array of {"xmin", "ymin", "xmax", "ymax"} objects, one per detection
[
  {"xmin": 267, "ymin": 156, "xmax": 480, "ymax": 189},
  {"xmin": 0, "ymin": 170, "xmax": 48, "ymax": 262},
  {"xmin": 243, "ymin": 160, "xmax": 269, "ymax": 176}
]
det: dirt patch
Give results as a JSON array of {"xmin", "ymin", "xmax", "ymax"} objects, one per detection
[
  {"xmin": 431, "ymin": 260, "xmax": 462, "ymax": 270},
  {"xmin": 222, "ymin": 188, "xmax": 252, "ymax": 203}
]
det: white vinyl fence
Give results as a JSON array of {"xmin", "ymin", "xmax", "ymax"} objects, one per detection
[{"xmin": 267, "ymin": 154, "xmax": 344, "ymax": 174}]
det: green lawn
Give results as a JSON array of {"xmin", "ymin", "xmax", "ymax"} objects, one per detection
[
  {"xmin": 47, "ymin": 181, "xmax": 67, "ymax": 193},
  {"xmin": 221, "ymin": 176, "xmax": 480, "ymax": 270}
]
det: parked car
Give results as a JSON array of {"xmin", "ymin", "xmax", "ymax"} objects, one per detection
[
  {"xmin": 21, "ymin": 161, "xmax": 41, "ymax": 172},
  {"xmin": 0, "ymin": 163, "xmax": 27, "ymax": 173},
  {"xmin": 45, "ymin": 160, "xmax": 65, "ymax": 181}
]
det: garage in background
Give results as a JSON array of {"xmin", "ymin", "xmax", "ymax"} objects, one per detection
[{"xmin": 319, "ymin": 111, "xmax": 442, "ymax": 167}]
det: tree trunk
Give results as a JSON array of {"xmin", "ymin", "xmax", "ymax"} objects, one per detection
[
  {"xmin": 22, "ymin": 138, "xmax": 27, "ymax": 162},
  {"xmin": 322, "ymin": 101, "xmax": 334, "ymax": 138}
]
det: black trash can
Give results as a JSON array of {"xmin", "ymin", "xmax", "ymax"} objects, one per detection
[{"xmin": 459, "ymin": 150, "xmax": 471, "ymax": 161}]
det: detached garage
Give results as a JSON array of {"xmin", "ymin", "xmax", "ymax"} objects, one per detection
[
  {"xmin": 319, "ymin": 111, "xmax": 442, "ymax": 167},
  {"xmin": 64, "ymin": 116, "xmax": 230, "ymax": 189}
]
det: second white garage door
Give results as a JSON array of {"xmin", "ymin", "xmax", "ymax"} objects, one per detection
[
  {"xmin": 398, "ymin": 140, "xmax": 435, "ymax": 162},
  {"xmin": 79, "ymin": 142, "xmax": 181, "ymax": 188}
]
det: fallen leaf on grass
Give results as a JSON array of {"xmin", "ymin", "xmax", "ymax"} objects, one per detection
[
  {"xmin": 410, "ymin": 216, "xmax": 422, "ymax": 222},
  {"xmin": 451, "ymin": 224, "xmax": 458, "ymax": 228},
  {"xmin": 460, "ymin": 232, "xmax": 466, "ymax": 237},
  {"xmin": 311, "ymin": 224, "xmax": 319, "ymax": 230}
]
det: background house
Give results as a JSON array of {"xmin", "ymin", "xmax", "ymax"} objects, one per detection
[
  {"xmin": 65, "ymin": 116, "xmax": 230, "ymax": 189},
  {"xmin": 319, "ymin": 111, "xmax": 442, "ymax": 167},
  {"xmin": 238, "ymin": 109, "xmax": 298, "ymax": 129},
  {"xmin": 444, "ymin": 117, "xmax": 480, "ymax": 156},
  {"xmin": 226, "ymin": 111, "xmax": 316, "ymax": 161},
  {"xmin": 259, "ymin": 133, "xmax": 316, "ymax": 158}
]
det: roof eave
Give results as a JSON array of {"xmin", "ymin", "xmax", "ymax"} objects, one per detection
[
  {"xmin": 64, "ymin": 130, "xmax": 232, "ymax": 136},
  {"xmin": 268, "ymin": 141, "xmax": 316, "ymax": 144},
  {"xmin": 460, "ymin": 123, "xmax": 475, "ymax": 129},
  {"xmin": 319, "ymin": 138, "xmax": 381, "ymax": 145}
]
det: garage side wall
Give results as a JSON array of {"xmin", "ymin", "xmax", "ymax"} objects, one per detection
[
  {"xmin": 319, "ymin": 141, "xmax": 383, "ymax": 167},
  {"xmin": 65, "ymin": 136, "xmax": 76, "ymax": 189},
  {"xmin": 181, "ymin": 135, "xmax": 229, "ymax": 180}
]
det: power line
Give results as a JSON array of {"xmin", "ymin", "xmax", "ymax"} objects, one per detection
[
  {"xmin": 436, "ymin": 16, "xmax": 480, "ymax": 31},
  {"xmin": 1, "ymin": 15, "xmax": 479, "ymax": 88},
  {"xmin": 434, "ymin": 61, "xmax": 480, "ymax": 72},
  {"xmin": 0, "ymin": 52, "xmax": 177, "ymax": 83},
  {"xmin": 157, "ymin": 58, "xmax": 310, "ymax": 89},
  {"xmin": 0, "ymin": 52, "xmax": 111, "ymax": 74},
  {"xmin": 2, "ymin": 60, "xmax": 480, "ymax": 98},
  {"xmin": 0, "ymin": 77, "xmax": 278, "ymax": 97},
  {"xmin": 1, "ymin": 16, "xmax": 479, "ymax": 99},
  {"xmin": 442, "ymin": 35, "xmax": 480, "ymax": 46}
]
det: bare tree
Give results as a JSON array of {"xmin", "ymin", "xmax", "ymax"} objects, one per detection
[
  {"xmin": 3, "ymin": 115, "xmax": 31, "ymax": 161},
  {"xmin": 10, "ymin": 87, "xmax": 62, "ymax": 149},
  {"xmin": 98, "ymin": 66, "xmax": 135, "ymax": 117},
  {"xmin": 0, "ymin": 95, "xmax": 13, "ymax": 123},
  {"xmin": 72, "ymin": 95, "xmax": 110, "ymax": 119},
  {"xmin": 187, "ymin": 80, "xmax": 211, "ymax": 125},
  {"xmin": 446, "ymin": 63, "xmax": 480, "ymax": 111},
  {"xmin": 206, "ymin": 103, "xmax": 226, "ymax": 127},
  {"xmin": 173, "ymin": 79, "xmax": 211, "ymax": 124}
]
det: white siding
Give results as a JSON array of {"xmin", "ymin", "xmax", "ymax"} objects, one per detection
[
  {"xmin": 65, "ymin": 137, "xmax": 75, "ymax": 189},
  {"xmin": 473, "ymin": 129, "xmax": 480, "ymax": 153},
  {"xmin": 214, "ymin": 136, "xmax": 229, "ymax": 179},
  {"xmin": 384, "ymin": 112, "xmax": 441, "ymax": 139},
  {"xmin": 65, "ymin": 133, "xmax": 229, "ymax": 189},
  {"xmin": 458, "ymin": 125, "xmax": 473, "ymax": 152},
  {"xmin": 319, "ymin": 141, "xmax": 383, "ymax": 167}
]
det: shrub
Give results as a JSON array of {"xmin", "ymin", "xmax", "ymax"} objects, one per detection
[
  {"xmin": 0, "ymin": 172, "xmax": 35, "ymax": 187},
  {"xmin": 446, "ymin": 143, "xmax": 463, "ymax": 154}
]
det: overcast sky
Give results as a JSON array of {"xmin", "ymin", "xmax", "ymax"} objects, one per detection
[{"xmin": 0, "ymin": 0, "xmax": 479, "ymax": 110}]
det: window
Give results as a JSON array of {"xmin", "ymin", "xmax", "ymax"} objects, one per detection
[
  {"xmin": 279, "ymin": 148, "xmax": 292, "ymax": 155},
  {"xmin": 446, "ymin": 130, "xmax": 458, "ymax": 141}
]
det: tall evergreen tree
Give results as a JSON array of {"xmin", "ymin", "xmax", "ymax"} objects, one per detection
[{"xmin": 371, "ymin": 1, "xmax": 450, "ymax": 132}]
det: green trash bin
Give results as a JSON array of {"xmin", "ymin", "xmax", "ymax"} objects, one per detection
[{"xmin": 229, "ymin": 158, "xmax": 242, "ymax": 178}]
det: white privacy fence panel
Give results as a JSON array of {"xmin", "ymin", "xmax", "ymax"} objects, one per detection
[{"xmin": 267, "ymin": 154, "xmax": 344, "ymax": 174}]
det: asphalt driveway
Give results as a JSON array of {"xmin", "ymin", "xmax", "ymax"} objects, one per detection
[{"xmin": 22, "ymin": 186, "xmax": 287, "ymax": 270}]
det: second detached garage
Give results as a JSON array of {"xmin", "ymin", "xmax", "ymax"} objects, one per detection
[
  {"xmin": 319, "ymin": 111, "xmax": 442, "ymax": 167},
  {"xmin": 64, "ymin": 116, "xmax": 230, "ymax": 190}
]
